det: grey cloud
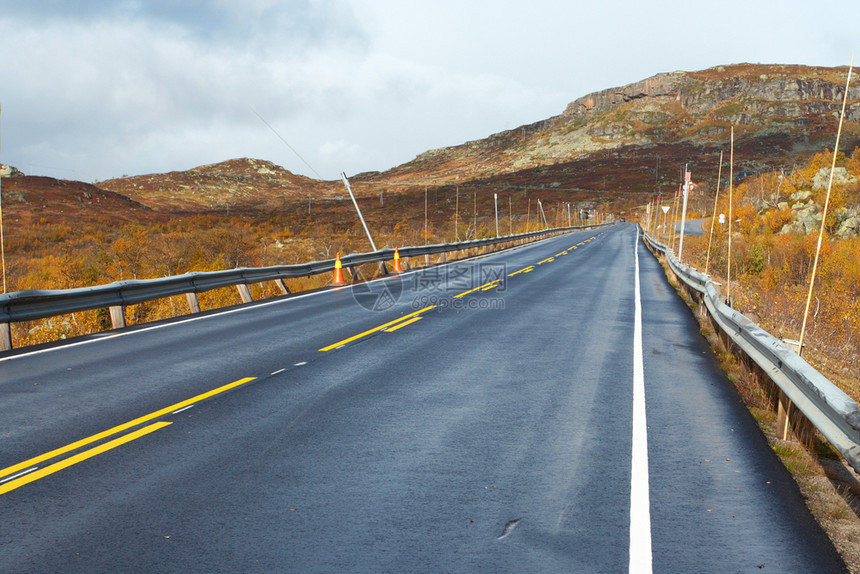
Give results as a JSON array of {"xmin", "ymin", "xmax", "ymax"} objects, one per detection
[{"xmin": 0, "ymin": 0, "xmax": 368, "ymax": 49}]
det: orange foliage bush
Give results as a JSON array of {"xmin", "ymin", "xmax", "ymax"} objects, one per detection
[{"xmin": 678, "ymin": 149, "xmax": 860, "ymax": 399}]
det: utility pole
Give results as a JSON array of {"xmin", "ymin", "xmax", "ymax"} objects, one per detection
[
  {"xmin": 0, "ymin": 103, "xmax": 5, "ymax": 294},
  {"xmin": 473, "ymin": 191, "xmax": 477, "ymax": 238},
  {"xmin": 454, "ymin": 185, "xmax": 459, "ymax": 242},
  {"xmin": 494, "ymin": 193, "xmax": 499, "ymax": 237},
  {"xmin": 425, "ymin": 187, "xmax": 429, "ymax": 265},
  {"xmin": 526, "ymin": 199, "xmax": 531, "ymax": 232},
  {"xmin": 538, "ymin": 199, "xmax": 549, "ymax": 230},
  {"xmin": 342, "ymin": 172, "xmax": 387, "ymax": 275},
  {"xmin": 342, "ymin": 173, "xmax": 377, "ymax": 251},
  {"xmin": 678, "ymin": 164, "xmax": 691, "ymax": 262}
]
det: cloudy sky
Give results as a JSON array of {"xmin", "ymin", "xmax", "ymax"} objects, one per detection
[{"xmin": 0, "ymin": 0, "xmax": 855, "ymax": 182}]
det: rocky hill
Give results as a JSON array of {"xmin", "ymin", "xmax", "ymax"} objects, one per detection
[
  {"xmin": 371, "ymin": 63, "xmax": 860, "ymax": 195},
  {"xmin": 0, "ymin": 175, "xmax": 151, "ymax": 225},
  {"xmin": 98, "ymin": 157, "xmax": 338, "ymax": 213}
]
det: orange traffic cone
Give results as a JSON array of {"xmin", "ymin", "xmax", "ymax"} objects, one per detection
[
  {"xmin": 393, "ymin": 247, "xmax": 403, "ymax": 273},
  {"xmin": 332, "ymin": 252, "xmax": 345, "ymax": 285}
]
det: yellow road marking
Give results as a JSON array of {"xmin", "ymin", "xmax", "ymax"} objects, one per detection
[
  {"xmin": 454, "ymin": 286, "xmax": 483, "ymax": 298},
  {"xmin": 319, "ymin": 306, "xmax": 436, "ymax": 351},
  {"xmin": 385, "ymin": 316, "xmax": 423, "ymax": 332},
  {"xmin": 508, "ymin": 266, "xmax": 534, "ymax": 277},
  {"xmin": 537, "ymin": 257, "xmax": 554, "ymax": 265},
  {"xmin": 0, "ymin": 377, "xmax": 257, "ymax": 480},
  {"xmin": 556, "ymin": 251, "xmax": 568, "ymax": 257},
  {"xmin": 0, "ymin": 422, "xmax": 172, "ymax": 496},
  {"xmin": 481, "ymin": 280, "xmax": 501, "ymax": 291}
]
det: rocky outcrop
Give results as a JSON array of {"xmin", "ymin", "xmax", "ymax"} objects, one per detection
[
  {"xmin": 779, "ymin": 183, "xmax": 860, "ymax": 238},
  {"xmin": 0, "ymin": 164, "xmax": 23, "ymax": 178},
  {"xmin": 812, "ymin": 167, "xmax": 856, "ymax": 190},
  {"xmin": 563, "ymin": 65, "xmax": 860, "ymax": 124},
  {"xmin": 564, "ymin": 72, "xmax": 685, "ymax": 117}
]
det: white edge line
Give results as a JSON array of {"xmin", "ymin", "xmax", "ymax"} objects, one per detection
[
  {"xmin": 293, "ymin": 362, "xmax": 307, "ymax": 367},
  {"xmin": 629, "ymin": 227, "xmax": 653, "ymax": 573},
  {"xmin": 271, "ymin": 368, "xmax": 286, "ymax": 375},
  {"xmin": 172, "ymin": 405, "xmax": 194, "ymax": 415}
]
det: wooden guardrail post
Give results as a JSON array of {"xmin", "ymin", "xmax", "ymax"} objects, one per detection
[
  {"xmin": 274, "ymin": 279, "xmax": 290, "ymax": 295},
  {"xmin": 0, "ymin": 323, "xmax": 11, "ymax": 351},
  {"xmin": 109, "ymin": 306, "xmax": 126, "ymax": 329},
  {"xmin": 777, "ymin": 389, "xmax": 792, "ymax": 440},
  {"xmin": 186, "ymin": 292, "xmax": 201, "ymax": 313},
  {"xmin": 236, "ymin": 284, "xmax": 253, "ymax": 303}
]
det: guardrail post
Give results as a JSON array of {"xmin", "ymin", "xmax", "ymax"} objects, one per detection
[
  {"xmin": 777, "ymin": 390, "xmax": 793, "ymax": 440},
  {"xmin": 186, "ymin": 292, "xmax": 201, "ymax": 313},
  {"xmin": 0, "ymin": 323, "xmax": 11, "ymax": 351},
  {"xmin": 347, "ymin": 266, "xmax": 362, "ymax": 282},
  {"xmin": 440, "ymin": 252, "xmax": 447, "ymax": 263},
  {"xmin": 274, "ymin": 279, "xmax": 290, "ymax": 295},
  {"xmin": 109, "ymin": 306, "xmax": 126, "ymax": 329},
  {"xmin": 236, "ymin": 284, "xmax": 253, "ymax": 303}
]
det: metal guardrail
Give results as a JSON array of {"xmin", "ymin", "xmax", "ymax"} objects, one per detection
[
  {"xmin": 0, "ymin": 224, "xmax": 601, "ymax": 351},
  {"xmin": 643, "ymin": 232, "xmax": 860, "ymax": 473}
]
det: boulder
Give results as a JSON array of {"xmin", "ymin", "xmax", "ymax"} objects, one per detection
[
  {"xmin": 836, "ymin": 216, "xmax": 860, "ymax": 239},
  {"xmin": 0, "ymin": 163, "xmax": 23, "ymax": 178},
  {"xmin": 782, "ymin": 202, "xmax": 821, "ymax": 234},
  {"xmin": 812, "ymin": 167, "xmax": 855, "ymax": 190}
]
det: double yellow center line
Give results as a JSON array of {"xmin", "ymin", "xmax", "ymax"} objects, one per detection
[
  {"xmin": 0, "ymin": 376, "xmax": 257, "ymax": 495},
  {"xmin": 319, "ymin": 305, "xmax": 437, "ymax": 351}
]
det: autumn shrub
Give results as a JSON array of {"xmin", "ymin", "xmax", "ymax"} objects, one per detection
[{"xmin": 682, "ymin": 148, "xmax": 860, "ymax": 399}]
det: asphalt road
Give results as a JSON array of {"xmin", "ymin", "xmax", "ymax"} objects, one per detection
[
  {"xmin": 0, "ymin": 224, "xmax": 846, "ymax": 573},
  {"xmin": 674, "ymin": 218, "xmax": 707, "ymax": 235}
]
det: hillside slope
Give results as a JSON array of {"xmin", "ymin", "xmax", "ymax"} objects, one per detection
[{"xmin": 374, "ymin": 63, "xmax": 860, "ymax": 192}]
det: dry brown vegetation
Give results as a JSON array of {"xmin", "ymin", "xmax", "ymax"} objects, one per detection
[{"xmin": 0, "ymin": 172, "xmax": 622, "ymax": 348}]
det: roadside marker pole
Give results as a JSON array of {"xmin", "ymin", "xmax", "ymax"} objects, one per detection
[
  {"xmin": 455, "ymin": 185, "xmax": 459, "ymax": 242},
  {"xmin": 494, "ymin": 193, "xmax": 499, "ymax": 237},
  {"xmin": 704, "ymin": 152, "xmax": 724, "ymax": 275},
  {"xmin": 799, "ymin": 57, "xmax": 853, "ymax": 350},
  {"xmin": 678, "ymin": 164, "xmax": 690, "ymax": 263},
  {"xmin": 0, "ymin": 103, "xmax": 6, "ymax": 294},
  {"xmin": 727, "ymin": 128, "xmax": 734, "ymax": 304}
]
